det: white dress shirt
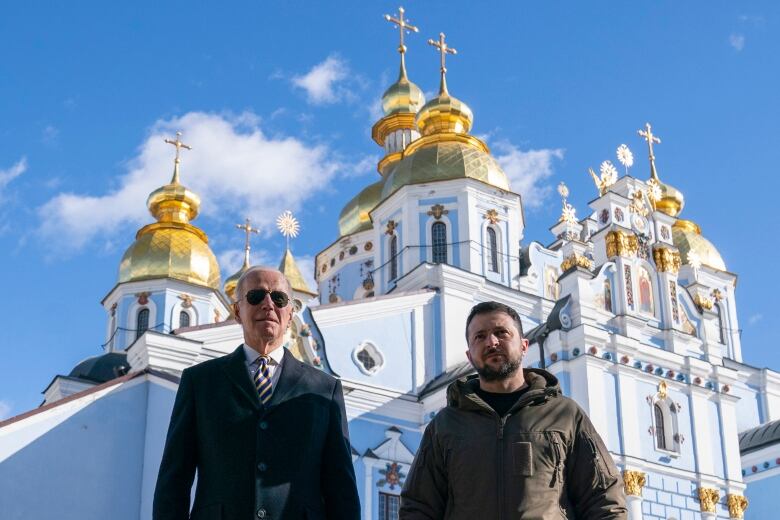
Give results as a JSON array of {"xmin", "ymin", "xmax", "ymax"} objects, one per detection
[{"xmin": 243, "ymin": 343, "xmax": 286, "ymax": 396}]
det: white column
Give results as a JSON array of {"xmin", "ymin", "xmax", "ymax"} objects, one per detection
[{"xmin": 626, "ymin": 495, "xmax": 643, "ymax": 520}]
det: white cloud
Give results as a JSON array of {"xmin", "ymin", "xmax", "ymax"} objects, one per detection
[
  {"xmin": 341, "ymin": 154, "xmax": 380, "ymax": 178},
  {"xmin": 0, "ymin": 400, "xmax": 12, "ymax": 420},
  {"xmin": 729, "ymin": 33, "xmax": 745, "ymax": 51},
  {"xmin": 38, "ymin": 111, "xmax": 343, "ymax": 251},
  {"xmin": 218, "ymin": 248, "xmax": 275, "ymax": 276},
  {"xmin": 292, "ymin": 55, "xmax": 350, "ymax": 105},
  {"xmin": 492, "ymin": 142, "xmax": 565, "ymax": 209},
  {"xmin": 0, "ymin": 157, "xmax": 27, "ymax": 192},
  {"xmin": 748, "ymin": 313, "xmax": 763, "ymax": 326}
]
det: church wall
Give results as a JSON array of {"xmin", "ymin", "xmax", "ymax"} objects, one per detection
[
  {"xmin": 139, "ymin": 381, "xmax": 178, "ymax": 520},
  {"xmin": 0, "ymin": 382, "xmax": 149, "ymax": 520},
  {"xmin": 601, "ymin": 371, "xmax": 622, "ymax": 453},
  {"xmin": 708, "ymin": 399, "xmax": 727, "ymax": 479},
  {"xmin": 320, "ymin": 310, "xmax": 416, "ymax": 392},
  {"xmin": 743, "ymin": 473, "xmax": 780, "ymax": 520},
  {"xmin": 640, "ymin": 471, "xmax": 729, "ymax": 520}
]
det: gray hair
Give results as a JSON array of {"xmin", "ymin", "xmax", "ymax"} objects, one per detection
[{"xmin": 235, "ymin": 266, "xmax": 293, "ymax": 301}]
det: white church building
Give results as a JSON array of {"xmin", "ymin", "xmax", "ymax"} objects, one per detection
[{"xmin": 2, "ymin": 10, "xmax": 779, "ymax": 520}]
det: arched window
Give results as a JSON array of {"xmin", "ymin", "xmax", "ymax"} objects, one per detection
[
  {"xmin": 389, "ymin": 235, "xmax": 398, "ymax": 281},
  {"xmin": 638, "ymin": 267, "xmax": 654, "ymax": 315},
  {"xmin": 654, "ymin": 404, "xmax": 666, "ymax": 450},
  {"xmin": 487, "ymin": 227, "xmax": 499, "ymax": 272},
  {"xmin": 715, "ymin": 304, "xmax": 725, "ymax": 344},
  {"xmin": 136, "ymin": 308, "xmax": 150, "ymax": 339},
  {"xmin": 179, "ymin": 310, "xmax": 191, "ymax": 328},
  {"xmin": 431, "ymin": 222, "xmax": 447, "ymax": 264}
]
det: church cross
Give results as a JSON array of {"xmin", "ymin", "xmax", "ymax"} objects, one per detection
[
  {"xmin": 384, "ymin": 7, "xmax": 418, "ymax": 55},
  {"xmin": 236, "ymin": 217, "xmax": 259, "ymax": 253},
  {"xmin": 637, "ymin": 123, "xmax": 661, "ymax": 179},
  {"xmin": 428, "ymin": 32, "xmax": 457, "ymax": 75},
  {"xmin": 164, "ymin": 131, "xmax": 192, "ymax": 183}
]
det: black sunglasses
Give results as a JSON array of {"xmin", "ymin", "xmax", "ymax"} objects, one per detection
[{"xmin": 242, "ymin": 289, "xmax": 290, "ymax": 308}]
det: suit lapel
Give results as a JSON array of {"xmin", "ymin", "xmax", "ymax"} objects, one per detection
[
  {"xmin": 266, "ymin": 348, "xmax": 305, "ymax": 409},
  {"xmin": 221, "ymin": 345, "xmax": 261, "ymax": 411}
]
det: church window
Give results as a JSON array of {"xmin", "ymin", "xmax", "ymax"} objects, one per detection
[
  {"xmin": 654, "ymin": 404, "xmax": 666, "ymax": 450},
  {"xmin": 715, "ymin": 304, "xmax": 725, "ymax": 344},
  {"xmin": 378, "ymin": 492, "xmax": 400, "ymax": 520},
  {"xmin": 487, "ymin": 227, "xmax": 499, "ymax": 272},
  {"xmin": 545, "ymin": 266, "xmax": 559, "ymax": 300},
  {"xmin": 638, "ymin": 267, "xmax": 654, "ymax": 315},
  {"xmin": 136, "ymin": 308, "xmax": 150, "ymax": 339},
  {"xmin": 353, "ymin": 341, "xmax": 384, "ymax": 375},
  {"xmin": 431, "ymin": 222, "xmax": 447, "ymax": 264},
  {"xmin": 389, "ymin": 235, "xmax": 398, "ymax": 280},
  {"xmin": 179, "ymin": 310, "xmax": 190, "ymax": 328}
]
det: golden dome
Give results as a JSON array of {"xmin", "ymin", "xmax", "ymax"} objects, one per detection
[
  {"xmin": 672, "ymin": 219, "xmax": 726, "ymax": 271},
  {"xmin": 655, "ymin": 180, "xmax": 685, "ymax": 217},
  {"xmin": 415, "ymin": 91, "xmax": 473, "ymax": 136},
  {"xmin": 224, "ymin": 253, "xmax": 249, "ymax": 302},
  {"xmin": 119, "ymin": 163, "xmax": 221, "ymax": 290},
  {"xmin": 279, "ymin": 248, "xmax": 317, "ymax": 297},
  {"xmin": 338, "ymin": 181, "xmax": 383, "ymax": 237},
  {"xmin": 382, "ymin": 64, "xmax": 425, "ymax": 116},
  {"xmin": 381, "ymin": 139, "xmax": 509, "ymax": 199}
]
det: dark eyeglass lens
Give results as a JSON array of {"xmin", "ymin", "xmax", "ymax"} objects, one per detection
[{"xmin": 245, "ymin": 289, "xmax": 289, "ymax": 307}]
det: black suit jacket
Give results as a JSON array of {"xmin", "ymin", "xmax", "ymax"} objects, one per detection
[{"xmin": 153, "ymin": 346, "xmax": 360, "ymax": 520}]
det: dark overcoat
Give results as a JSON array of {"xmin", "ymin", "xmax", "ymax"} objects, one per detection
[{"xmin": 153, "ymin": 346, "xmax": 361, "ymax": 520}]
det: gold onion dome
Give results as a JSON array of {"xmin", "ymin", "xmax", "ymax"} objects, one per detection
[
  {"xmin": 672, "ymin": 219, "xmax": 726, "ymax": 271},
  {"xmin": 415, "ymin": 89, "xmax": 473, "ymax": 136},
  {"xmin": 338, "ymin": 181, "xmax": 383, "ymax": 237},
  {"xmin": 382, "ymin": 63, "xmax": 425, "ymax": 116},
  {"xmin": 279, "ymin": 248, "xmax": 317, "ymax": 297},
  {"xmin": 224, "ymin": 253, "xmax": 249, "ymax": 302},
  {"xmin": 655, "ymin": 181, "xmax": 685, "ymax": 217},
  {"xmin": 119, "ymin": 139, "xmax": 221, "ymax": 290}
]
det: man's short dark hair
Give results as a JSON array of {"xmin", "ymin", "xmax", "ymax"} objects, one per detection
[{"xmin": 465, "ymin": 301, "xmax": 524, "ymax": 340}]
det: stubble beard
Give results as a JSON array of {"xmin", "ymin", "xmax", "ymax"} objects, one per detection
[{"xmin": 475, "ymin": 352, "xmax": 523, "ymax": 382}]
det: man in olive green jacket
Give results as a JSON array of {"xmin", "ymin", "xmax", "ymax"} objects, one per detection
[{"xmin": 400, "ymin": 301, "xmax": 626, "ymax": 519}]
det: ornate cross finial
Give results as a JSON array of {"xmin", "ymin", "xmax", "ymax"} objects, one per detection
[
  {"xmin": 384, "ymin": 7, "xmax": 418, "ymax": 56},
  {"xmin": 557, "ymin": 182, "xmax": 577, "ymax": 225},
  {"xmin": 276, "ymin": 210, "xmax": 300, "ymax": 250},
  {"xmin": 637, "ymin": 123, "xmax": 661, "ymax": 181},
  {"xmin": 236, "ymin": 217, "xmax": 259, "ymax": 268},
  {"xmin": 164, "ymin": 131, "xmax": 192, "ymax": 184},
  {"xmin": 428, "ymin": 32, "xmax": 457, "ymax": 94}
]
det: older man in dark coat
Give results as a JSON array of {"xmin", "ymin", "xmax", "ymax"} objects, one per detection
[{"xmin": 153, "ymin": 266, "xmax": 360, "ymax": 520}]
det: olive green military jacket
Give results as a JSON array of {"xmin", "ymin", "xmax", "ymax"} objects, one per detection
[{"xmin": 400, "ymin": 369, "xmax": 627, "ymax": 520}]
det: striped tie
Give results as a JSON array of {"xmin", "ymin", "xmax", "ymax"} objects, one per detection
[{"xmin": 254, "ymin": 356, "xmax": 272, "ymax": 405}]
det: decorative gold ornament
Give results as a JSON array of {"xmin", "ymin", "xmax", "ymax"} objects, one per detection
[
  {"xmin": 653, "ymin": 246, "xmax": 681, "ymax": 273},
  {"xmin": 561, "ymin": 253, "xmax": 593, "ymax": 272},
  {"xmin": 178, "ymin": 294, "xmax": 193, "ymax": 308},
  {"xmin": 727, "ymin": 493, "xmax": 748, "ymax": 519},
  {"xmin": 645, "ymin": 178, "xmax": 662, "ymax": 209},
  {"xmin": 622, "ymin": 470, "xmax": 646, "ymax": 496},
  {"xmin": 698, "ymin": 487, "xmax": 719, "ymax": 513},
  {"xmin": 588, "ymin": 163, "xmax": 617, "ymax": 196},
  {"xmin": 657, "ymin": 380, "xmax": 668, "ymax": 399},
  {"xmin": 616, "ymin": 144, "xmax": 634, "ymax": 175},
  {"xmin": 629, "ymin": 189, "xmax": 650, "ymax": 217},
  {"xmin": 136, "ymin": 292, "xmax": 150, "ymax": 305},
  {"xmin": 214, "ymin": 309, "xmax": 221, "ymax": 322},
  {"xmin": 557, "ymin": 182, "xmax": 578, "ymax": 225},
  {"xmin": 605, "ymin": 230, "xmax": 639, "ymax": 258},
  {"xmin": 385, "ymin": 220, "xmax": 397, "ymax": 235},
  {"xmin": 694, "ymin": 294, "xmax": 714, "ymax": 311},
  {"xmin": 484, "ymin": 209, "xmax": 499, "ymax": 224},
  {"xmin": 427, "ymin": 204, "xmax": 449, "ymax": 220},
  {"xmin": 711, "ymin": 288, "xmax": 724, "ymax": 302},
  {"xmin": 276, "ymin": 210, "xmax": 300, "ymax": 249}
]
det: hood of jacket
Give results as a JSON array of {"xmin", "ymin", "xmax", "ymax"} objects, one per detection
[{"xmin": 446, "ymin": 367, "xmax": 561, "ymax": 411}]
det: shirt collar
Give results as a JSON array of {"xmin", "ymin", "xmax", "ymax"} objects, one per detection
[{"xmin": 243, "ymin": 343, "xmax": 286, "ymax": 366}]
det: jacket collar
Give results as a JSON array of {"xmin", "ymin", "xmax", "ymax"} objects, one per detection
[
  {"xmin": 222, "ymin": 345, "xmax": 262, "ymax": 411},
  {"xmin": 447, "ymin": 368, "xmax": 561, "ymax": 412}
]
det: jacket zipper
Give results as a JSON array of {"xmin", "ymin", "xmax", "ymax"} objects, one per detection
[
  {"xmin": 497, "ymin": 415, "xmax": 507, "ymax": 520},
  {"xmin": 585, "ymin": 434, "xmax": 607, "ymax": 489}
]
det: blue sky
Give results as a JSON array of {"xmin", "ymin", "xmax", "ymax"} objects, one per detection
[{"xmin": 0, "ymin": 1, "xmax": 777, "ymax": 419}]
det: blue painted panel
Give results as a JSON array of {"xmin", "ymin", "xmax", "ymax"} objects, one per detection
[
  {"xmin": 0, "ymin": 382, "xmax": 149, "ymax": 520},
  {"xmin": 745, "ymin": 473, "xmax": 780, "ymax": 520}
]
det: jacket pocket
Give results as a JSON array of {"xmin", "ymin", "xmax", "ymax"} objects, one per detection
[
  {"xmin": 190, "ymin": 503, "xmax": 221, "ymax": 520},
  {"xmin": 512, "ymin": 441, "xmax": 533, "ymax": 476},
  {"xmin": 583, "ymin": 431, "xmax": 617, "ymax": 488}
]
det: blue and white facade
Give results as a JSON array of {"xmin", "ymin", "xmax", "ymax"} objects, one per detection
[{"xmin": 2, "ymin": 39, "xmax": 780, "ymax": 520}]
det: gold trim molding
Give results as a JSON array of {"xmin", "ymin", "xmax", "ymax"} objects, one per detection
[
  {"xmin": 653, "ymin": 246, "xmax": 681, "ymax": 273},
  {"xmin": 403, "ymin": 132, "xmax": 490, "ymax": 157},
  {"xmin": 698, "ymin": 487, "xmax": 719, "ymax": 513},
  {"xmin": 605, "ymin": 230, "xmax": 639, "ymax": 258},
  {"xmin": 561, "ymin": 253, "xmax": 593, "ymax": 272},
  {"xmin": 622, "ymin": 470, "xmax": 646, "ymax": 496},
  {"xmin": 694, "ymin": 294, "xmax": 714, "ymax": 311},
  {"xmin": 377, "ymin": 152, "xmax": 403, "ymax": 175},
  {"xmin": 727, "ymin": 494, "xmax": 748, "ymax": 519}
]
